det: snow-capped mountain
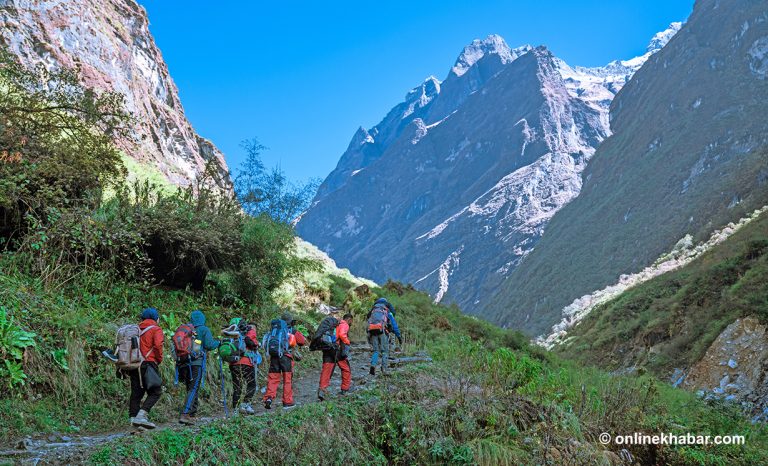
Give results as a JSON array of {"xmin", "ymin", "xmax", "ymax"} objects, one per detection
[
  {"xmin": 0, "ymin": 0, "xmax": 229, "ymax": 187},
  {"xmin": 298, "ymin": 25, "xmax": 680, "ymax": 316},
  {"xmin": 487, "ymin": 0, "xmax": 768, "ymax": 335}
]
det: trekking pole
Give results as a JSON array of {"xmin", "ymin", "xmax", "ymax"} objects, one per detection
[{"xmin": 218, "ymin": 356, "xmax": 229, "ymax": 419}]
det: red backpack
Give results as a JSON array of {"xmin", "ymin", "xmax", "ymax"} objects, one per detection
[{"xmin": 172, "ymin": 323, "xmax": 202, "ymax": 361}]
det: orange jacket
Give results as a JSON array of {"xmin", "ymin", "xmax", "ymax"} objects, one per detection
[
  {"xmin": 336, "ymin": 320, "xmax": 351, "ymax": 345},
  {"xmin": 139, "ymin": 319, "xmax": 163, "ymax": 364}
]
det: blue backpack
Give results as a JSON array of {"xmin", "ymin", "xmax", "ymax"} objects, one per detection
[{"xmin": 265, "ymin": 319, "xmax": 290, "ymax": 357}]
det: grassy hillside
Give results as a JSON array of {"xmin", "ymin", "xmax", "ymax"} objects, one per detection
[{"xmin": 556, "ymin": 207, "xmax": 768, "ymax": 377}]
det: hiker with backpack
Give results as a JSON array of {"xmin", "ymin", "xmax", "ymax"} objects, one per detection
[
  {"xmin": 107, "ymin": 307, "xmax": 164, "ymax": 430},
  {"xmin": 367, "ymin": 297, "xmax": 401, "ymax": 375},
  {"xmin": 219, "ymin": 317, "xmax": 260, "ymax": 415},
  {"xmin": 174, "ymin": 310, "xmax": 220, "ymax": 425},
  {"xmin": 315, "ymin": 309, "xmax": 353, "ymax": 400},
  {"xmin": 262, "ymin": 312, "xmax": 307, "ymax": 410}
]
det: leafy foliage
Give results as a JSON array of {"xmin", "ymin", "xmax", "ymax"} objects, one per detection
[
  {"xmin": 0, "ymin": 307, "xmax": 36, "ymax": 390},
  {"xmin": 0, "ymin": 46, "xmax": 130, "ymax": 245}
]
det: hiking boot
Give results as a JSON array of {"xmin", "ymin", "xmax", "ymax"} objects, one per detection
[
  {"xmin": 264, "ymin": 398, "xmax": 273, "ymax": 410},
  {"xmin": 239, "ymin": 403, "xmax": 255, "ymax": 415},
  {"xmin": 101, "ymin": 349, "xmax": 118, "ymax": 363},
  {"xmin": 282, "ymin": 403, "xmax": 296, "ymax": 410},
  {"xmin": 179, "ymin": 413, "xmax": 195, "ymax": 425},
  {"xmin": 132, "ymin": 409, "xmax": 156, "ymax": 429},
  {"xmin": 317, "ymin": 388, "xmax": 326, "ymax": 401},
  {"xmin": 369, "ymin": 366, "xmax": 375, "ymax": 376}
]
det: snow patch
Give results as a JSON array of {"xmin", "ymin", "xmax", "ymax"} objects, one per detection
[{"xmin": 748, "ymin": 36, "xmax": 768, "ymax": 79}]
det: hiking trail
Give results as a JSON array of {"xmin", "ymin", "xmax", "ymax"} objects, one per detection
[{"xmin": 1, "ymin": 343, "xmax": 432, "ymax": 465}]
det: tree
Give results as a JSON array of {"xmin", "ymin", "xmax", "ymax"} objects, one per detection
[
  {"xmin": 0, "ymin": 46, "xmax": 130, "ymax": 244},
  {"xmin": 234, "ymin": 138, "xmax": 320, "ymax": 224}
]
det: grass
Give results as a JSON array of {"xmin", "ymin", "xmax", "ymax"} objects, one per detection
[{"xmin": 2, "ymin": 249, "xmax": 767, "ymax": 465}]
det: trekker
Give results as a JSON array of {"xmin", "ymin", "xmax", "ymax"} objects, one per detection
[
  {"xmin": 262, "ymin": 312, "xmax": 307, "ymax": 410},
  {"xmin": 221, "ymin": 317, "xmax": 259, "ymax": 415},
  {"xmin": 315, "ymin": 310, "xmax": 353, "ymax": 400},
  {"xmin": 368, "ymin": 298, "xmax": 392, "ymax": 375},
  {"xmin": 126, "ymin": 308, "xmax": 164, "ymax": 429},
  {"xmin": 174, "ymin": 310, "xmax": 220, "ymax": 425}
]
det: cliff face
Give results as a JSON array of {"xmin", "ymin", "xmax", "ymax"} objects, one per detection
[{"xmin": 0, "ymin": 0, "xmax": 229, "ymax": 187}]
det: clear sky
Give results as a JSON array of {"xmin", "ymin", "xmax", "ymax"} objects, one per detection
[{"xmin": 138, "ymin": 0, "xmax": 693, "ymax": 184}]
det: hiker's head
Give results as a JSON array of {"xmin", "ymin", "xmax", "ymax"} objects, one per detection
[
  {"xmin": 281, "ymin": 311, "xmax": 294, "ymax": 325},
  {"xmin": 375, "ymin": 297, "xmax": 388, "ymax": 306},
  {"xmin": 229, "ymin": 317, "xmax": 242, "ymax": 327},
  {"xmin": 343, "ymin": 313, "xmax": 353, "ymax": 324},
  {"xmin": 141, "ymin": 307, "xmax": 159, "ymax": 321},
  {"xmin": 190, "ymin": 310, "xmax": 206, "ymax": 326}
]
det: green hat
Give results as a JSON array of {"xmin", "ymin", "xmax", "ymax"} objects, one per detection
[{"xmin": 229, "ymin": 317, "xmax": 242, "ymax": 326}]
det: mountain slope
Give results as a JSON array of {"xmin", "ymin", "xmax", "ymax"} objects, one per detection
[
  {"xmin": 488, "ymin": 0, "xmax": 768, "ymax": 335},
  {"xmin": 555, "ymin": 206, "xmax": 768, "ymax": 416},
  {"xmin": 0, "ymin": 0, "xmax": 229, "ymax": 187},
  {"xmin": 298, "ymin": 28, "xmax": 678, "ymax": 315}
]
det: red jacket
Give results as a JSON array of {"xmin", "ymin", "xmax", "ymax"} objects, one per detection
[
  {"xmin": 336, "ymin": 320, "xmax": 351, "ymax": 345},
  {"xmin": 231, "ymin": 326, "xmax": 259, "ymax": 367},
  {"xmin": 139, "ymin": 319, "xmax": 163, "ymax": 364}
]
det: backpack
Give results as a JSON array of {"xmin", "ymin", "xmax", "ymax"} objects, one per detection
[
  {"xmin": 219, "ymin": 334, "xmax": 247, "ymax": 364},
  {"xmin": 368, "ymin": 306, "xmax": 389, "ymax": 335},
  {"xmin": 310, "ymin": 316, "xmax": 339, "ymax": 351},
  {"xmin": 172, "ymin": 323, "xmax": 202, "ymax": 362},
  {"xmin": 265, "ymin": 319, "xmax": 290, "ymax": 358},
  {"xmin": 115, "ymin": 324, "xmax": 156, "ymax": 370}
]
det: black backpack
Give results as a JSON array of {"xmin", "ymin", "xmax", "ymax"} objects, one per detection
[{"xmin": 309, "ymin": 316, "xmax": 339, "ymax": 351}]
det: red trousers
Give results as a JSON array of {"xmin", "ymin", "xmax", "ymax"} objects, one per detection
[
  {"xmin": 319, "ymin": 356, "xmax": 351, "ymax": 391},
  {"xmin": 264, "ymin": 355, "xmax": 294, "ymax": 405}
]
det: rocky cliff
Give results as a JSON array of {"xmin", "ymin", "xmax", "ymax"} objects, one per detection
[
  {"xmin": 0, "ymin": 0, "xmax": 229, "ymax": 187},
  {"xmin": 489, "ymin": 0, "xmax": 768, "ymax": 335},
  {"xmin": 298, "ymin": 27, "xmax": 678, "ymax": 316}
]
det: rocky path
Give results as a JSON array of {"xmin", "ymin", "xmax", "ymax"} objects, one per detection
[{"xmin": 1, "ymin": 343, "xmax": 431, "ymax": 465}]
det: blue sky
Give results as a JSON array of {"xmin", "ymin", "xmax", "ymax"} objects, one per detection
[{"xmin": 138, "ymin": 0, "xmax": 693, "ymax": 184}]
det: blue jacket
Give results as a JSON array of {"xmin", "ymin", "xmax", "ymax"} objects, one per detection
[
  {"xmin": 185, "ymin": 310, "xmax": 220, "ymax": 366},
  {"xmin": 387, "ymin": 311, "xmax": 401, "ymax": 339}
]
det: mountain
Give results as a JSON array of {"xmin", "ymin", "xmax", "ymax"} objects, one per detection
[
  {"xmin": 0, "ymin": 0, "xmax": 229, "ymax": 187},
  {"xmin": 488, "ymin": 0, "xmax": 768, "ymax": 335},
  {"xmin": 297, "ymin": 26, "xmax": 679, "ymax": 316}
]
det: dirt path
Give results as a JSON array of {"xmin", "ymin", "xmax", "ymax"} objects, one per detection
[{"xmin": 1, "ymin": 343, "xmax": 431, "ymax": 465}]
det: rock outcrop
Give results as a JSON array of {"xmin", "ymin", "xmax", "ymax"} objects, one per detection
[
  {"xmin": 0, "ymin": 0, "xmax": 229, "ymax": 187},
  {"xmin": 683, "ymin": 317, "xmax": 768, "ymax": 421}
]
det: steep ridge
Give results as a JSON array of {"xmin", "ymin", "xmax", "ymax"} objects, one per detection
[
  {"xmin": 0, "ymin": 0, "xmax": 229, "ymax": 187},
  {"xmin": 489, "ymin": 0, "xmax": 768, "ymax": 335},
  {"xmin": 298, "ymin": 27, "xmax": 678, "ymax": 315}
]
